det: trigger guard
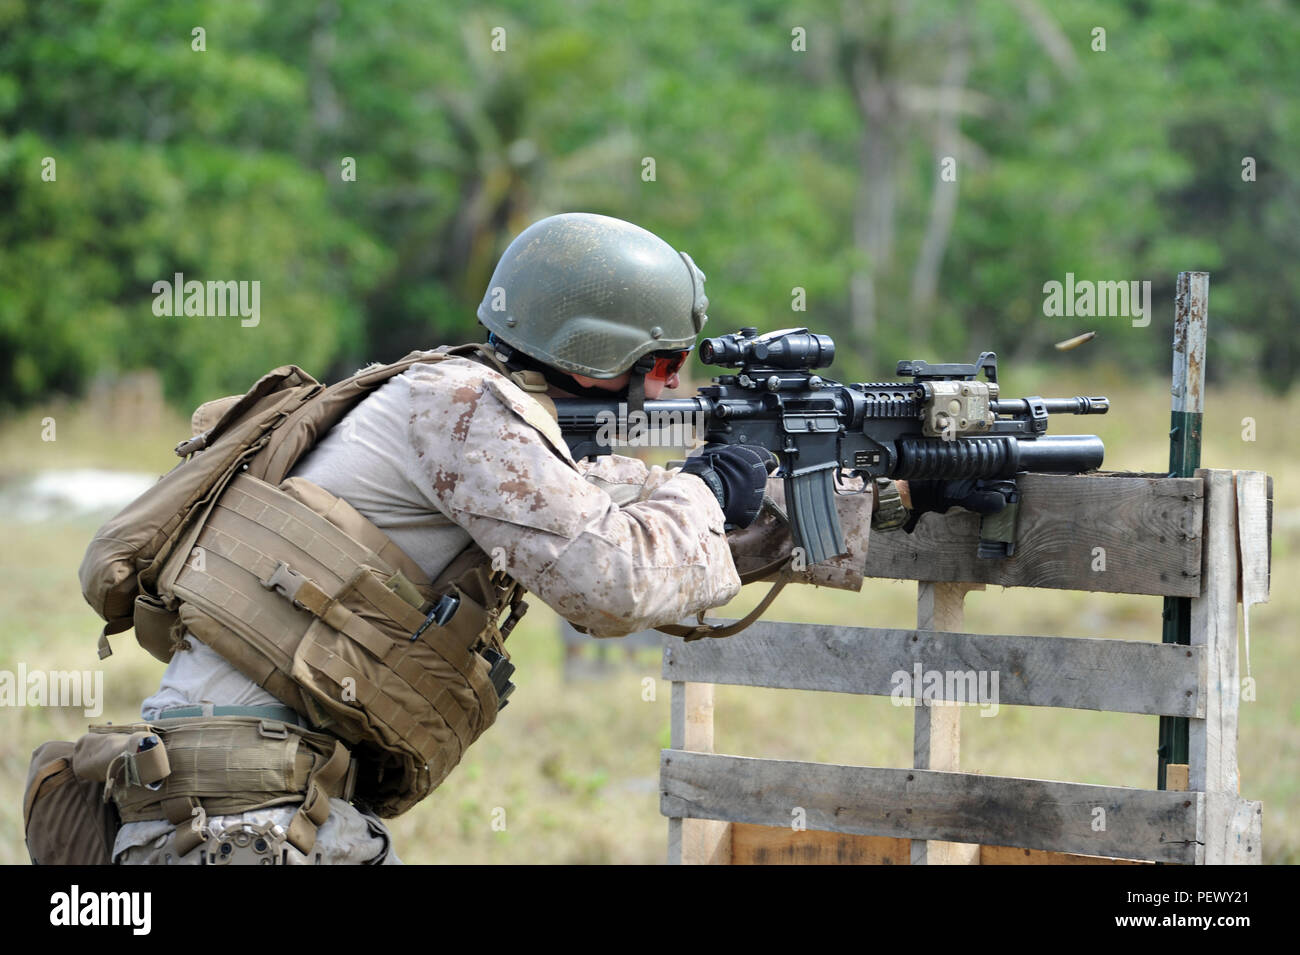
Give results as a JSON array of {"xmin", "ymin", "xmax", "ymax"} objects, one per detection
[{"xmin": 833, "ymin": 468, "xmax": 871, "ymax": 494}]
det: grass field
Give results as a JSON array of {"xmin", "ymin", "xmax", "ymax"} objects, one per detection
[{"xmin": 1, "ymin": 364, "xmax": 1295, "ymax": 864}]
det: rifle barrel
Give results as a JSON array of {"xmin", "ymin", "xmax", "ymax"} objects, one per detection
[{"xmin": 991, "ymin": 396, "xmax": 1109, "ymax": 415}]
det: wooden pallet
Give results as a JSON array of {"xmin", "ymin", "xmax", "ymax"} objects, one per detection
[{"xmin": 662, "ymin": 468, "xmax": 1268, "ymax": 864}]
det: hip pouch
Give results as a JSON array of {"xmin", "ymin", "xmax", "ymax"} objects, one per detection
[{"xmin": 22, "ymin": 740, "xmax": 125, "ymax": 865}]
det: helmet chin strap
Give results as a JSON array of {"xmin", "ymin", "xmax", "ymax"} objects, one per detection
[
  {"xmin": 624, "ymin": 355, "xmax": 655, "ymax": 417},
  {"xmin": 485, "ymin": 334, "xmax": 638, "ymax": 403}
]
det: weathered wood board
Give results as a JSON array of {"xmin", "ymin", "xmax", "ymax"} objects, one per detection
[
  {"xmin": 1200, "ymin": 794, "xmax": 1263, "ymax": 865},
  {"xmin": 1189, "ymin": 469, "xmax": 1239, "ymax": 796},
  {"xmin": 663, "ymin": 619, "xmax": 1204, "ymax": 717},
  {"xmin": 863, "ymin": 473, "xmax": 1203, "ymax": 596},
  {"xmin": 912, "ymin": 581, "xmax": 980, "ymax": 864},
  {"xmin": 661, "ymin": 750, "xmax": 1202, "ymax": 863},
  {"xmin": 728, "ymin": 826, "xmax": 1152, "ymax": 865},
  {"xmin": 666, "ymin": 682, "xmax": 730, "ymax": 865},
  {"xmin": 978, "ymin": 844, "xmax": 1149, "ymax": 865},
  {"xmin": 729, "ymin": 823, "xmax": 910, "ymax": 865}
]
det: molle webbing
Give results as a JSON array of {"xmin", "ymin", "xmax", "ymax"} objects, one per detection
[
  {"xmin": 96, "ymin": 716, "xmax": 354, "ymax": 856},
  {"xmin": 279, "ymin": 477, "xmax": 443, "ymax": 586},
  {"xmin": 82, "ymin": 343, "xmax": 533, "ymax": 820},
  {"xmin": 160, "ymin": 471, "xmax": 505, "ymax": 815},
  {"xmin": 87, "ymin": 344, "xmax": 483, "ymax": 661}
]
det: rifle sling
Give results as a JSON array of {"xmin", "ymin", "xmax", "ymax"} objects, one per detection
[{"xmin": 654, "ymin": 570, "xmax": 790, "ymax": 642}]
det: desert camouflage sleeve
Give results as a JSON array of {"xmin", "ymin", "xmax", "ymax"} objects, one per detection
[
  {"xmin": 580, "ymin": 454, "xmax": 874, "ymax": 592},
  {"xmin": 407, "ymin": 359, "xmax": 741, "ymax": 636},
  {"xmin": 575, "ymin": 452, "xmax": 678, "ymax": 505}
]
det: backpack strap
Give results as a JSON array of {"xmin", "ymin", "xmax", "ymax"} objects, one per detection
[
  {"xmin": 285, "ymin": 737, "xmax": 351, "ymax": 855},
  {"xmin": 175, "ymin": 366, "xmax": 320, "ymax": 458},
  {"xmin": 253, "ymin": 349, "xmax": 452, "ymax": 484}
]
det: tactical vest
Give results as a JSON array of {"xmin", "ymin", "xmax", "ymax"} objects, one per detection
[{"xmin": 80, "ymin": 345, "xmax": 544, "ymax": 821}]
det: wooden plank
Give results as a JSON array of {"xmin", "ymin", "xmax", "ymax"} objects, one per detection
[
  {"xmin": 1172, "ymin": 272, "xmax": 1209, "ymax": 416},
  {"xmin": 913, "ymin": 582, "xmax": 980, "ymax": 865},
  {"xmin": 666, "ymin": 684, "xmax": 683, "ymax": 865},
  {"xmin": 979, "ymin": 844, "xmax": 1150, "ymax": 865},
  {"xmin": 1235, "ymin": 470, "xmax": 1270, "ymax": 603},
  {"xmin": 864, "ymin": 473, "xmax": 1203, "ymax": 596},
  {"xmin": 662, "ymin": 619, "xmax": 1204, "ymax": 717},
  {"xmin": 666, "ymin": 682, "xmax": 730, "ymax": 865},
  {"xmin": 730, "ymin": 823, "xmax": 910, "ymax": 865},
  {"xmin": 1235, "ymin": 470, "xmax": 1270, "ymax": 684},
  {"xmin": 660, "ymin": 750, "xmax": 1202, "ymax": 864},
  {"xmin": 1166, "ymin": 764, "xmax": 1189, "ymax": 792},
  {"xmin": 728, "ymin": 827, "xmax": 1153, "ymax": 865},
  {"xmin": 1189, "ymin": 469, "xmax": 1240, "ymax": 796},
  {"xmin": 1200, "ymin": 794, "xmax": 1262, "ymax": 865}
]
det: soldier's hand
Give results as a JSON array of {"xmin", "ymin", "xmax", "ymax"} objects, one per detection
[
  {"xmin": 682, "ymin": 444, "xmax": 777, "ymax": 529},
  {"xmin": 902, "ymin": 478, "xmax": 1009, "ymax": 533}
]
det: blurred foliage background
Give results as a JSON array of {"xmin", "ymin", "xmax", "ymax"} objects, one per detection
[
  {"xmin": 2, "ymin": 0, "xmax": 1298, "ymax": 408},
  {"xmin": 1, "ymin": 0, "xmax": 1298, "ymax": 864}
]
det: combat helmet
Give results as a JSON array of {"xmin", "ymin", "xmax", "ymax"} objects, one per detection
[{"xmin": 477, "ymin": 213, "xmax": 709, "ymax": 378}]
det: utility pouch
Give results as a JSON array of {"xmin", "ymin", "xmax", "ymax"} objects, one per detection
[
  {"xmin": 133, "ymin": 593, "xmax": 184, "ymax": 663},
  {"xmin": 23, "ymin": 741, "xmax": 120, "ymax": 865},
  {"xmin": 73, "ymin": 729, "xmax": 172, "ymax": 799}
]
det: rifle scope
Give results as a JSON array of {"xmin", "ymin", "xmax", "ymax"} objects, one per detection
[{"xmin": 699, "ymin": 327, "xmax": 835, "ymax": 370}]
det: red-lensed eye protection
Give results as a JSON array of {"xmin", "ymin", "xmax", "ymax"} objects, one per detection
[{"xmin": 646, "ymin": 348, "xmax": 692, "ymax": 382}]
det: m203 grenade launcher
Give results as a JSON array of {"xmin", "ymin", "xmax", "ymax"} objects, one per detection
[{"xmin": 556, "ymin": 326, "xmax": 1109, "ymax": 565}]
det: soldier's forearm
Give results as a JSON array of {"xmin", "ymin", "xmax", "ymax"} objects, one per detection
[{"xmin": 523, "ymin": 472, "xmax": 740, "ymax": 636}]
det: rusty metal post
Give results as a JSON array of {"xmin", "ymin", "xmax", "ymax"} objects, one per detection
[{"xmin": 1158, "ymin": 271, "xmax": 1208, "ymax": 789}]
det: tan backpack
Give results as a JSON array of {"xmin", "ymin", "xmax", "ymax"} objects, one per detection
[
  {"xmin": 79, "ymin": 345, "xmax": 526, "ymax": 819},
  {"xmin": 82, "ymin": 350, "xmax": 439, "ymax": 657}
]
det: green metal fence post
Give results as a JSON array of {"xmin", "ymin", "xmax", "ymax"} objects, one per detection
[{"xmin": 1158, "ymin": 271, "xmax": 1208, "ymax": 789}]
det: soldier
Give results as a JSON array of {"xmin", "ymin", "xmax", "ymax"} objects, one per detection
[{"xmin": 109, "ymin": 213, "xmax": 780, "ymax": 864}]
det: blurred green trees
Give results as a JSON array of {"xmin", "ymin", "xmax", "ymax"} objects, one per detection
[{"xmin": 2, "ymin": 0, "xmax": 1297, "ymax": 409}]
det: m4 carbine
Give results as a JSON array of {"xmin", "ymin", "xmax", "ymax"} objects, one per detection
[{"xmin": 555, "ymin": 327, "xmax": 1109, "ymax": 565}]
